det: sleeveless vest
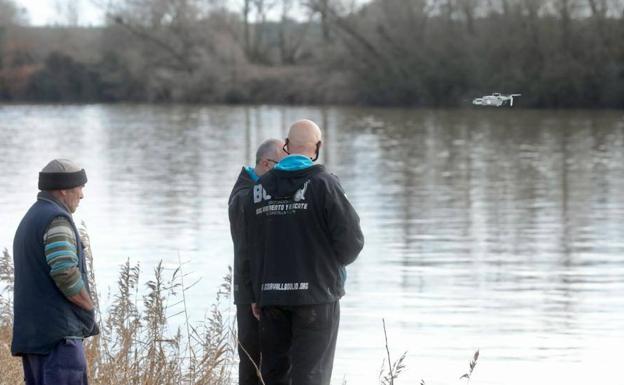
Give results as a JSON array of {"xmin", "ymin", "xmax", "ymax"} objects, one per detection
[{"xmin": 12, "ymin": 197, "xmax": 98, "ymax": 355}]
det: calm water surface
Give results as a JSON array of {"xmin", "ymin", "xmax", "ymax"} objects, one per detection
[{"xmin": 1, "ymin": 105, "xmax": 623, "ymax": 385}]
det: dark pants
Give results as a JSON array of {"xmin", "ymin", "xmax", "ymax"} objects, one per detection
[
  {"xmin": 260, "ymin": 301, "xmax": 340, "ymax": 385},
  {"xmin": 22, "ymin": 339, "xmax": 88, "ymax": 385},
  {"xmin": 237, "ymin": 304, "xmax": 261, "ymax": 385}
]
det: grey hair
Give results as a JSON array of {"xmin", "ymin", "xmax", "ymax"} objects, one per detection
[{"xmin": 255, "ymin": 139, "xmax": 283, "ymax": 165}]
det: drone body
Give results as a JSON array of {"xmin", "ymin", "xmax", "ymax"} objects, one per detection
[{"xmin": 473, "ymin": 93, "xmax": 522, "ymax": 107}]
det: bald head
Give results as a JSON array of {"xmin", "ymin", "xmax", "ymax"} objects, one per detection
[{"xmin": 286, "ymin": 119, "xmax": 323, "ymax": 160}]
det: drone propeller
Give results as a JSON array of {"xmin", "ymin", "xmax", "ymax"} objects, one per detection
[{"xmin": 508, "ymin": 94, "xmax": 522, "ymax": 106}]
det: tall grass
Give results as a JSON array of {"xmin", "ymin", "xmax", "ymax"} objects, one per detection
[
  {"xmin": 0, "ymin": 226, "xmax": 235, "ymax": 385},
  {"xmin": 0, "ymin": 248, "xmax": 21, "ymax": 384},
  {"xmin": 379, "ymin": 318, "xmax": 407, "ymax": 385}
]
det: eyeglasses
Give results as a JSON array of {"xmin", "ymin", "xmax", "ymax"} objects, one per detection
[
  {"xmin": 266, "ymin": 159, "xmax": 279, "ymax": 164},
  {"xmin": 283, "ymin": 138, "xmax": 322, "ymax": 161}
]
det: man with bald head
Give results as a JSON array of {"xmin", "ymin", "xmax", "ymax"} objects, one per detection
[
  {"xmin": 229, "ymin": 139, "xmax": 286, "ymax": 385},
  {"xmin": 243, "ymin": 120, "xmax": 364, "ymax": 385},
  {"xmin": 12, "ymin": 159, "xmax": 99, "ymax": 385}
]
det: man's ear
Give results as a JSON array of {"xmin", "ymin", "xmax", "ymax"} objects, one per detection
[{"xmin": 283, "ymin": 138, "xmax": 290, "ymax": 155}]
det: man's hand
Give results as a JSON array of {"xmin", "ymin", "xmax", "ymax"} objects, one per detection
[
  {"xmin": 251, "ymin": 303, "xmax": 261, "ymax": 320},
  {"xmin": 68, "ymin": 287, "xmax": 95, "ymax": 311}
]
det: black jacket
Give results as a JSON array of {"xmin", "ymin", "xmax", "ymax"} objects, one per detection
[
  {"xmin": 243, "ymin": 164, "xmax": 364, "ymax": 306},
  {"xmin": 228, "ymin": 167, "xmax": 255, "ymax": 305}
]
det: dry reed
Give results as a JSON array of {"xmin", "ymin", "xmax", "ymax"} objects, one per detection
[
  {"xmin": 0, "ymin": 248, "xmax": 21, "ymax": 385},
  {"xmin": 379, "ymin": 318, "xmax": 407, "ymax": 385},
  {"xmin": 378, "ymin": 319, "xmax": 482, "ymax": 385},
  {"xmin": 459, "ymin": 349, "xmax": 480, "ymax": 383}
]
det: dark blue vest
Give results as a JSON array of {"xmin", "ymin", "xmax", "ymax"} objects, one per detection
[{"xmin": 11, "ymin": 196, "xmax": 98, "ymax": 355}]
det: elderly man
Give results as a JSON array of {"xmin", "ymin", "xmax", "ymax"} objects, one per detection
[
  {"xmin": 229, "ymin": 139, "xmax": 286, "ymax": 385},
  {"xmin": 244, "ymin": 120, "xmax": 364, "ymax": 385},
  {"xmin": 12, "ymin": 159, "xmax": 99, "ymax": 385}
]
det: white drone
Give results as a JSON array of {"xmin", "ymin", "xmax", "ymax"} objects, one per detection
[{"xmin": 472, "ymin": 93, "xmax": 521, "ymax": 107}]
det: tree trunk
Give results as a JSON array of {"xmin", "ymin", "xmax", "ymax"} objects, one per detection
[
  {"xmin": 320, "ymin": 0, "xmax": 330, "ymax": 42},
  {"xmin": 243, "ymin": 0, "xmax": 251, "ymax": 57}
]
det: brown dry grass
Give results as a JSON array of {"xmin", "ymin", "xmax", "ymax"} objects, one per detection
[
  {"xmin": 0, "ymin": 226, "xmax": 235, "ymax": 385},
  {"xmin": 0, "ymin": 248, "xmax": 21, "ymax": 384}
]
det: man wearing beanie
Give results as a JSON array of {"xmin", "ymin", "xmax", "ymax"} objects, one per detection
[{"xmin": 12, "ymin": 159, "xmax": 99, "ymax": 385}]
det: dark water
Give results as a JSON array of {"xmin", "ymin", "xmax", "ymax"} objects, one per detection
[{"xmin": 1, "ymin": 105, "xmax": 623, "ymax": 385}]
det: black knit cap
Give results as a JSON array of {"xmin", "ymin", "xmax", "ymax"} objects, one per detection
[{"xmin": 38, "ymin": 159, "xmax": 88, "ymax": 190}]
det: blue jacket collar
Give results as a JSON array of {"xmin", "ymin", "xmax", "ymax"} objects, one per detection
[
  {"xmin": 275, "ymin": 155, "xmax": 314, "ymax": 171},
  {"xmin": 244, "ymin": 166, "xmax": 260, "ymax": 182}
]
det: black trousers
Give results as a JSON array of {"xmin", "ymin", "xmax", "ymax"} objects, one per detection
[
  {"xmin": 237, "ymin": 304, "xmax": 262, "ymax": 385},
  {"xmin": 259, "ymin": 301, "xmax": 340, "ymax": 385}
]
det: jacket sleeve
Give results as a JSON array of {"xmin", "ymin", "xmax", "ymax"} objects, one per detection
[
  {"xmin": 229, "ymin": 193, "xmax": 254, "ymax": 304},
  {"xmin": 323, "ymin": 176, "xmax": 365, "ymax": 265}
]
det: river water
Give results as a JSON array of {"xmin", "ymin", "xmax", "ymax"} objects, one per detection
[{"xmin": 1, "ymin": 105, "xmax": 623, "ymax": 385}]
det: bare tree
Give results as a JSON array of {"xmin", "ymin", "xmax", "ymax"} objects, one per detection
[
  {"xmin": 251, "ymin": 0, "xmax": 277, "ymax": 62},
  {"xmin": 54, "ymin": 0, "xmax": 80, "ymax": 26},
  {"xmin": 0, "ymin": 0, "xmax": 25, "ymax": 26},
  {"xmin": 243, "ymin": 0, "xmax": 251, "ymax": 56},
  {"xmin": 551, "ymin": 0, "xmax": 582, "ymax": 50},
  {"xmin": 457, "ymin": 0, "xmax": 478, "ymax": 35},
  {"xmin": 587, "ymin": 0, "xmax": 608, "ymax": 16},
  {"xmin": 318, "ymin": 0, "xmax": 330, "ymax": 42},
  {"xmin": 105, "ymin": 0, "xmax": 209, "ymax": 73},
  {"xmin": 306, "ymin": 0, "xmax": 384, "ymax": 60},
  {"xmin": 277, "ymin": 0, "xmax": 312, "ymax": 64}
]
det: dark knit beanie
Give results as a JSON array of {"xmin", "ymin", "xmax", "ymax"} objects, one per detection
[{"xmin": 38, "ymin": 159, "xmax": 88, "ymax": 190}]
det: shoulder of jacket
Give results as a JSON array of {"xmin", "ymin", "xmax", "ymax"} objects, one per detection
[
  {"xmin": 229, "ymin": 186, "xmax": 251, "ymax": 208},
  {"xmin": 312, "ymin": 169, "xmax": 341, "ymax": 185}
]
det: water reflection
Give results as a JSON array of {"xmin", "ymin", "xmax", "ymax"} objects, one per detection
[{"xmin": 1, "ymin": 106, "xmax": 623, "ymax": 385}]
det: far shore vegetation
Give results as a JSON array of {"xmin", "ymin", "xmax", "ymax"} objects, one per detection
[{"xmin": 0, "ymin": 0, "xmax": 623, "ymax": 108}]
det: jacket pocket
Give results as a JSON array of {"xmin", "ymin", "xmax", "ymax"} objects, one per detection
[{"xmin": 71, "ymin": 307, "xmax": 99, "ymax": 336}]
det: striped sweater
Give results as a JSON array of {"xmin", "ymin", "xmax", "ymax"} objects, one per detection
[{"xmin": 44, "ymin": 216, "xmax": 84, "ymax": 297}]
